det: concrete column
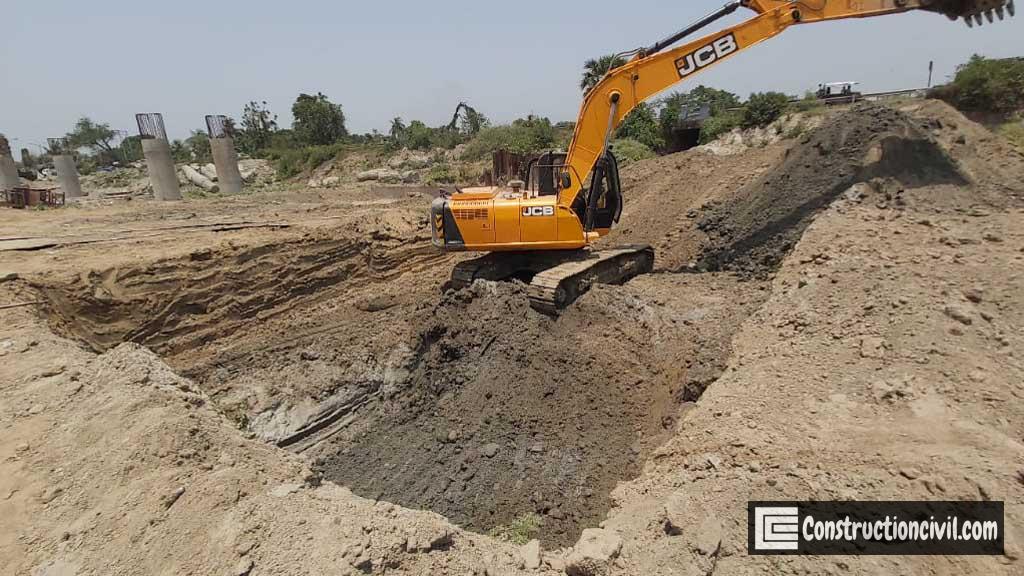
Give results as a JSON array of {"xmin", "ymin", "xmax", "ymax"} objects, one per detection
[
  {"xmin": 210, "ymin": 136, "xmax": 243, "ymax": 194},
  {"xmin": 141, "ymin": 138, "xmax": 182, "ymax": 201},
  {"xmin": 52, "ymin": 155, "xmax": 83, "ymax": 199},
  {"xmin": 0, "ymin": 152, "xmax": 19, "ymax": 191}
]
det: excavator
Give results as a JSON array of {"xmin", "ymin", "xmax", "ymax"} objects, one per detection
[{"xmin": 431, "ymin": 0, "xmax": 1013, "ymax": 314}]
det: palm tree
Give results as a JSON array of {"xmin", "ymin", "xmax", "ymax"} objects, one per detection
[{"xmin": 580, "ymin": 54, "xmax": 627, "ymax": 94}]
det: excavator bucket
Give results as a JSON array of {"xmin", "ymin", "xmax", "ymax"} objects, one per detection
[{"xmin": 927, "ymin": 0, "xmax": 1015, "ymax": 26}]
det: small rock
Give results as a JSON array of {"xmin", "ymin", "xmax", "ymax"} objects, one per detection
[
  {"xmin": 520, "ymin": 539, "xmax": 542, "ymax": 570},
  {"xmin": 528, "ymin": 443, "xmax": 544, "ymax": 454},
  {"xmin": 566, "ymin": 528, "xmax": 622, "ymax": 576},
  {"xmin": 899, "ymin": 467, "xmax": 921, "ymax": 480},
  {"xmin": 944, "ymin": 304, "xmax": 973, "ymax": 326},
  {"xmin": 15, "ymin": 442, "xmax": 29, "ymax": 453},
  {"xmin": 235, "ymin": 556, "xmax": 254, "ymax": 576},
  {"xmin": 0, "ymin": 271, "xmax": 19, "ymax": 283},
  {"xmin": 982, "ymin": 231, "xmax": 1004, "ymax": 243},
  {"xmin": 299, "ymin": 349, "xmax": 320, "ymax": 361},
  {"xmin": 270, "ymin": 483, "xmax": 302, "ymax": 498},
  {"xmin": 162, "ymin": 486, "xmax": 186, "ymax": 509},
  {"xmin": 963, "ymin": 287, "xmax": 984, "ymax": 303},
  {"xmin": 40, "ymin": 365, "xmax": 66, "ymax": 378},
  {"xmin": 548, "ymin": 507, "xmax": 565, "ymax": 520},
  {"xmin": 481, "ymin": 443, "xmax": 500, "ymax": 458},
  {"xmin": 235, "ymin": 537, "xmax": 256, "ymax": 556},
  {"xmin": 447, "ymin": 430, "xmax": 460, "ymax": 443},
  {"xmin": 39, "ymin": 486, "xmax": 63, "ymax": 504},
  {"xmin": 695, "ymin": 516, "xmax": 723, "ymax": 556},
  {"xmin": 859, "ymin": 336, "xmax": 886, "ymax": 359}
]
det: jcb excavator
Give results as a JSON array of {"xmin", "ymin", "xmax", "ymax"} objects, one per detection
[{"xmin": 431, "ymin": 0, "xmax": 1013, "ymax": 314}]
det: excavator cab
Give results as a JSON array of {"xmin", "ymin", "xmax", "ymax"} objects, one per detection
[{"xmin": 523, "ymin": 152, "xmax": 568, "ymax": 197}]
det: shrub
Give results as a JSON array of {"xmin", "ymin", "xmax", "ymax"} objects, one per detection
[
  {"xmin": 743, "ymin": 92, "xmax": 790, "ymax": 128},
  {"xmin": 610, "ymin": 138, "xmax": 655, "ymax": 165},
  {"xmin": 999, "ymin": 118, "xmax": 1024, "ymax": 151},
  {"xmin": 930, "ymin": 55, "xmax": 1024, "ymax": 114},
  {"xmin": 699, "ymin": 111, "xmax": 742, "ymax": 144},
  {"xmin": 790, "ymin": 92, "xmax": 826, "ymax": 115},
  {"xmin": 462, "ymin": 117, "xmax": 558, "ymax": 160},
  {"xmin": 488, "ymin": 513, "xmax": 543, "ymax": 545},
  {"xmin": 264, "ymin": 142, "xmax": 348, "ymax": 178},
  {"xmin": 426, "ymin": 163, "xmax": 455, "ymax": 184}
]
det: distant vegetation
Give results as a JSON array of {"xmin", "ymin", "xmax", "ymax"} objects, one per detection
[
  {"xmin": 49, "ymin": 50, "xmax": 857, "ymax": 181},
  {"xmin": 930, "ymin": 55, "xmax": 1024, "ymax": 114},
  {"xmin": 929, "ymin": 55, "xmax": 1024, "ymax": 152}
]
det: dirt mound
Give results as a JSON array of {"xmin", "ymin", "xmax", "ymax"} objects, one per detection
[
  {"xmin": 692, "ymin": 103, "xmax": 970, "ymax": 276},
  {"xmin": 316, "ymin": 274, "xmax": 766, "ymax": 546},
  {"xmin": 607, "ymin": 141, "xmax": 785, "ymax": 272}
]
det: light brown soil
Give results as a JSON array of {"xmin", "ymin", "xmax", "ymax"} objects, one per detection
[{"xmin": 2, "ymin": 100, "xmax": 1023, "ymax": 575}]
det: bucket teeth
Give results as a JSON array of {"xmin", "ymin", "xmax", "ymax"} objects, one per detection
[{"xmin": 946, "ymin": 0, "xmax": 1015, "ymax": 25}]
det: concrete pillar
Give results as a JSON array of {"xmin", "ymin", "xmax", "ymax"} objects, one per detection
[
  {"xmin": 0, "ymin": 135, "xmax": 19, "ymax": 191},
  {"xmin": 0, "ymin": 153, "xmax": 18, "ymax": 191},
  {"xmin": 210, "ymin": 136, "xmax": 243, "ymax": 194},
  {"xmin": 141, "ymin": 137, "xmax": 182, "ymax": 201},
  {"xmin": 53, "ymin": 155, "xmax": 83, "ymax": 199}
]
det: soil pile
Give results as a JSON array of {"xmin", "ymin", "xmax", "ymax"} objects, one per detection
[{"xmin": 692, "ymin": 103, "xmax": 969, "ymax": 276}]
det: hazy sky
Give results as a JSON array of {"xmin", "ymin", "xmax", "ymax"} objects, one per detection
[{"xmin": 1, "ymin": 0, "xmax": 1019, "ymax": 150}]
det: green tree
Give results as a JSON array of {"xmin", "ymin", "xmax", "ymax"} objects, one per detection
[
  {"xmin": 237, "ymin": 101, "xmax": 278, "ymax": 155},
  {"xmin": 742, "ymin": 92, "xmax": 790, "ymax": 128},
  {"xmin": 170, "ymin": 139, "xmax": 190, "ymax": 163},
  {"xmin": 120, "ymin": 135, "xmax": 144, "ymax": 163},
  {"xmin": 932, "ymin": 55, "xmax": 1024, "ymax": 114},
  {"xmin": 447, "ymin": 102, "xmax": 489, "ymax": 135},
  {"xmin": 185, "ymin": 130, "xmax": 212, "ymax": 164},
  {"xmin": 66, "ymin": 117, "xmax": 118, "ymax": 157},
  {"xmin": 404, "ymin": 120, "xmax": 433, "ymax": 150},
  {"xmin": 581, "ymin": 54, "xmax": 627, "ymax": 94},
  {"xmin": 658, "ymin": 86, "xmax": 739, "ymax": 135},
  {"xmin": 616, "ymin": 103, "xmax": 665, "ymax": 151},
  {"xmin": 292, "ymin": 92, "xmax": 347, "ymax": 146}
]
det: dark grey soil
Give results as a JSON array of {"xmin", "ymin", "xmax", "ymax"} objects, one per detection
[
  {"xmin": 316, "ymin": 275, "xmax": 767, "ymax": 545},
  {"xmin": 693, "ymin": 104, "xmax": 967, "ymax": 276}
]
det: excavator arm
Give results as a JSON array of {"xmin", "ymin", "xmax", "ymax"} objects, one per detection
[{"xmin": 560, "ymin": 0, "xmax": 1014, "ymax": 208}]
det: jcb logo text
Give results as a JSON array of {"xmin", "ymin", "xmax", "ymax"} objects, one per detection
[{"xmin": 676, "ymin": 34, "xmax": 738, "ymax": 78}]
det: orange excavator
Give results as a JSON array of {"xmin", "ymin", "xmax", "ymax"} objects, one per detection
[{"xmin": 431, "ymin": 0, "xmax": 1013, "ymax": 314}]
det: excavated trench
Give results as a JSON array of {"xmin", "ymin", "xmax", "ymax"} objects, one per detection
[{"xmin": 31, "ymin": 103, "xmax": 970, "ymax": 546}]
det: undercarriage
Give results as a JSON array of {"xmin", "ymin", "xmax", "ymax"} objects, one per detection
[{"xmin": 449, "ymin": 245, "xmax": 655, "ymax": 315}]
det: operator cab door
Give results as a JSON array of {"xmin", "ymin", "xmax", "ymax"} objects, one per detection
[
  {"xmin": 519, "ymin": 197, "xmax": 558, "ymax": 243},
  {"xmin": 518, "ymin": 152, "xmax": 563, "ymax": 244}
]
